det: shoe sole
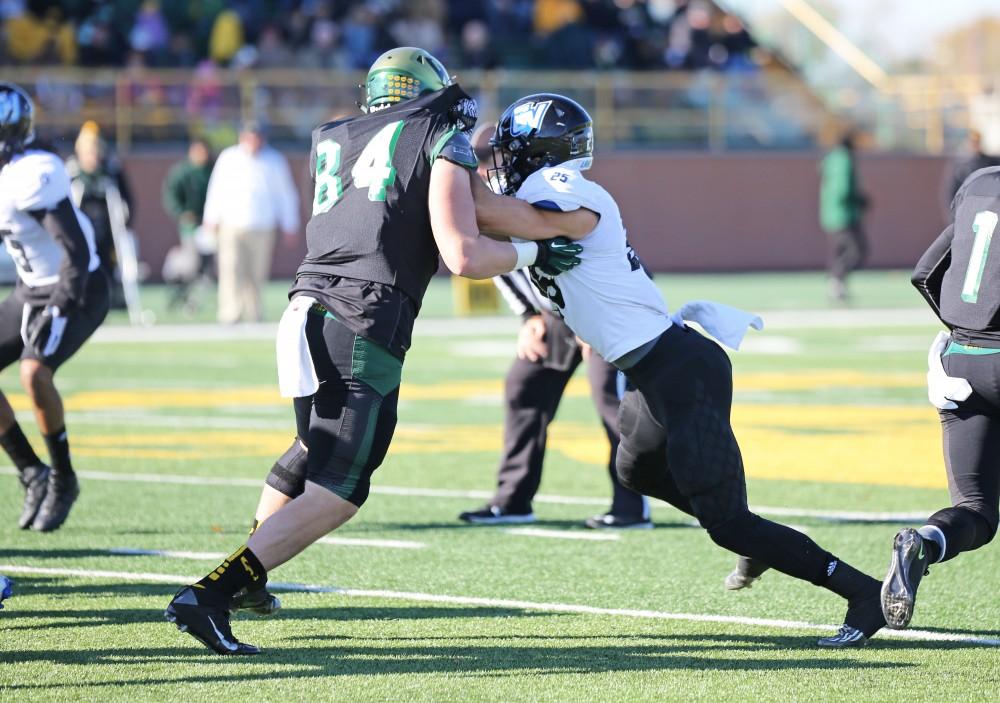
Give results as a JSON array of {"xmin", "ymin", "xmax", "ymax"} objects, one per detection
[
  {"xmin": 460, "ymin": 515, "xmax": 536, "ymax": 525},
  {"xmin": 881, "ymin": 529, "xmax": 921, "ymax": 629}
]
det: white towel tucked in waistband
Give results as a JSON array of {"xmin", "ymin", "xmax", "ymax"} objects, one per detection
[
  {"xmin": 670, "ymin": 299, "xmax": 764, "ymax": 351},
  {"xmin": 276, "ymin": 295, "xmax": 320, "ymax": 398}
]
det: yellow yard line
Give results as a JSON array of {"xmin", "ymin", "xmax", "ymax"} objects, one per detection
[{"xmin": 63, "ymin": 403, "xmax": 946, "ymax": 489}]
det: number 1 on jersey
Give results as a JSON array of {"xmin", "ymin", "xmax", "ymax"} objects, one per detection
[
  {"xmin": 962, "ymin": 210, "xmax": 999, "ymax": 304},
  {"xmin": 352, "ymin": 121, "xmax": 405, "ymax": 202}
]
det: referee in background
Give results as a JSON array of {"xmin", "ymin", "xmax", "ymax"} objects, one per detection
[{"xmin": 458, "ymin": 126, "xmax": 650, "ymax": 529}]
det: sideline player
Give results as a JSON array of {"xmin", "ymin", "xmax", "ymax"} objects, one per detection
[
  {"xmin": 164, "ymin": 48, "xmax": 583, "ymax": 655},
  {"xmin": 472, "ymin": 93, "xmax": 887, "ymax": 647},
  {"xmin": 0, "ymin": 83, "xmax": 109, "ymax": 532},
  {"xmin": 880, "ymin": 165, "xmax": 1000, "ymax": 629}
]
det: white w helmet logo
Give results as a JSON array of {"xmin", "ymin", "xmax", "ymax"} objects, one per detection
[{"xmin": 510, "ymin": 100, "xmax": 552, "ymax": 137}]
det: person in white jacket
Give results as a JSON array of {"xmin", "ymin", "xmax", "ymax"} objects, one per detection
[{"xmin": 202, "ymin": 120, "xmax": 300, "ymax": 323}]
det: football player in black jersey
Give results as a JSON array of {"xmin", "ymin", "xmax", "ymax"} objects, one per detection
[
  {"xmin": 881, "ymin": 166, "xmax": 1000, "ymax": 629},
  {"xmin": 165, "ymin": 48, "xmax": 584, "ymax": 655}
]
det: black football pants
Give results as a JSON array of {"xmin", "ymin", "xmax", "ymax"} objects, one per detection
[
  {"xmin": 616, "ymin": 324, "xmax": 838, "ymax": 586},
  {"xmin": 491, "ymin": 316, "xmax": 645, "ymax": 518},
  {"xmin": 926, "ymin": 348, "xmax": 1000, "ymax": 560}
]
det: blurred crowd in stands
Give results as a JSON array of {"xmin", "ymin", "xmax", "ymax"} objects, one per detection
[{"xmin": 1, "ymin": 0, "xmax": 760, "ymax": 72}]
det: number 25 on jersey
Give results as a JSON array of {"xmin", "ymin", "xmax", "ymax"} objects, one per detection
[{"xmin": 313, "ymin": 121, "xmax": 406, "ymax": 215}]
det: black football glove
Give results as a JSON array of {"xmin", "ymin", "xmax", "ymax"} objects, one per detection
[
  {"xmin": 25, "ymin": 305, "xmax": 68, "ymax": 359},
  {"xmin": 534, "ymin": 237, "xmax": 583, "ymax": 276},
  {"xmin": 450, "ymin": 95, "xmax": 479, "ymax": 133}
]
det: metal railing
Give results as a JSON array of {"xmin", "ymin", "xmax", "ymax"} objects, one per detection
[
  {"xmin": 7, "ymin": 66, "xmax": 837, "ymax": 153},
  {"xmin": 8, "ymin": 65, "xmax": 991, "ymax": 154}
]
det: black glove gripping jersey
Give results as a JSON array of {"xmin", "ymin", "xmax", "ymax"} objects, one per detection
[
  {"xmin": 914, "ymin": 165, "xmax": 1000, "ymax": 345},
  {"xmin": 293, "ymin": 84, "xmax": 477, "ymax": 357}
]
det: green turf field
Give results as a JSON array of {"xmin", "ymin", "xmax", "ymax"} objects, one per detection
[{"xmin": 1, "ymin": 271, "xmax": 998, "ymax": 701}]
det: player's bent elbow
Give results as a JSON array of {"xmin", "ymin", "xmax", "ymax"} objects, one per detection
[
  {"xmin": 441, "ymin": 242, "xmax": 493, "ymax": 280},
  {"xmin": 439, "ymin": 241, "xmax": 477, "ymax": 278}
]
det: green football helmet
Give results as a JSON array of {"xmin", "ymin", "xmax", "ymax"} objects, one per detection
[{"xmin": 365, "ymin": 47, "xmax": 451, "ymax": 111}]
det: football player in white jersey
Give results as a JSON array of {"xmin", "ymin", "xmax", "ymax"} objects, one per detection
[
  {"xmin": 472, "ymin": 93, "xmax": 887, "ymax": 647},
  {"xmin": 0, "ymin": 84, "xmax": 110, "ymax": 531}
]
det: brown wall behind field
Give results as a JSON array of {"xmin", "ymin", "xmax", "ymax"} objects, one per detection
[{"xmin": 126, "ymin": 152, "xmax": 951, "ymax": 279}]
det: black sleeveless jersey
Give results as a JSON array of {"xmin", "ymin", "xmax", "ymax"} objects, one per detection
[
  {"xmin": 914, "ymin": 165, "xmax": 1000, "ymax": 345},
  {"xmin": 292, "ymin": 84, "xmax": 477, "ymax": 356},
  {"xmin": 297, "ymin": 84, "xmax": 475, "ymax": 301}
]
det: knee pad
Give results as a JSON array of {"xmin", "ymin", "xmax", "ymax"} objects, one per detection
[
  {"xmin": 614, "ymin": 448, "xmax": 656, "ymax": 496},
  {"xmin": 265, "ymin": 439, "xmax": 308, "ymax": 499},
  {"xmin": 707, "ymin": 510, "xmax": 758, "ymax": 553}
]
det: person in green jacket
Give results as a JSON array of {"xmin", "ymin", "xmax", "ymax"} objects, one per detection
[
  {"xmin": 820, "ymin": 131, "xmax": 870, "ymax": 302},
  {"xmin": 161, "ymin": 138, "xmax": 213, "ymax": 310}
]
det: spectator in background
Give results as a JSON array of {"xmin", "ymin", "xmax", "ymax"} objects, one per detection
[
  {"xmin": 209, "ymin": 8, "xmax": 244, "ymax": 65},
  {"xmin": 819, "ymin": 130, "xmax": 870, "ymax": 303},
  {"xmin": 128, "ymin": 0, "xmax": 170, "ymax": 64},
  {"xmin": 202, "ymin": 120, "xmax": 299, "ymax": 323},
  {"xmin": 534, "ymin": 0, "xmax": 583, "ymax": 36},
  {"xmin": 256, "ymin": 24, "xmax": 295, "ymax": 68},
  {"xmin": 4, "ymin": 2, "xmax": 77, "ymax": 64},
  {"xmin": 297, "ymin": 9, "xmax": 341, "ymax": 70},
  {"xmin": 459, "ymin": 19, "xmax": 497, "ymax": 70},
  {"xmin": 944, "ymin": 129, "xmax": 1000, "ymax": 210},
  {"xmin": 162, "ymin": 138, "xmax": 214, "ymax": 311},
  {"xmin": 76, "ymin": 6, "xmax": 120, "ymax": 67},
  {"xmin": 65, "ymin": 121, "xmax": 135, "ymax": 309},
  {"xmin": 340, "ymin": 3, "xmax": 384, "ymax": 70},
  {"xmin": 389, "ymin": 0, "xmax": 446, "ymax": 59}
]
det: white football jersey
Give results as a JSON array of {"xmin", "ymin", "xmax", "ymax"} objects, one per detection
[
  {"xmin": 515, "ymin": 164, "xmax": 671, "ymax": 362},
  {"xmin": 0, "ymin": 150, "xmax": 99, "ymax": 288}
]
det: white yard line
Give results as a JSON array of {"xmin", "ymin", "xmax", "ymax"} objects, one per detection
[
  {"xmin": 90, "ymin": 307, "xmax": 937, "ymax": 346},
  {"xmin": 0, "ymin": 466, "xmax": 931, "ymax": 523},
  {"xmin": 108, "ymin": 548, "xmax": 226, "ymax": 560},
  {"xmin": 504, "ymin": 527, "xmax": 620, "ymax": 542},
  {"xmin": 0, "ymin": 564, "xmax": 337, "ymax": 593},
  {"xmin": 316, "ymin": 537, "xmax": 426, "ymax": 550},
  {"xmin": 1, "ymin": 563, "xmax": 996, "ymax": 647}
]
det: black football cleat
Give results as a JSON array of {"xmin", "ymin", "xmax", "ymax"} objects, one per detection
[
  {"xmin": 458, "ymin": 505, "xmax": 536, "ymax": 525},
  {"xmin": 31, "ymin": 470, "xmax": 79, "ymax": 532},
  {"xmin": 817, "ymin": 624, "xmax": 869, "ymax": 648},
  {"xmin": 165, "ymin": 586, "xmax": 260, "ymax": 655},
  {"xmin": 18, "ymin": 464, "xmax": 50, "ymax": 529},
  {"xmin": 818, "ymin": 588, "xmax": 885, "ymax": 648},
  {"xmin": 881, "ymin": 528, "xmax": 930, "ymax": 629},
  {"xmin": 724, "ymin": 556, "xmax": 770, "ymax": 590},
  {"xmin": 584, "ymin": 512, "xmax": 653, "ymax": 530},
  {"xmin": 230, "ymin": 587, "xmax": 282, "ymax": 617}
]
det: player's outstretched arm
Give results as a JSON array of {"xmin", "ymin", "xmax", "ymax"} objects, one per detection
[
  {"xmin": 430, "ymin": 160, "xmax": 581, "ymax": 279},
  {"xmin": 470, "ymin": 176, "xmax": 598, "ymax": 242}
]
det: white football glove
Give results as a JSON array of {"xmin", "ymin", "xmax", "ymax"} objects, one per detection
[
  {"xmin": 24, "ymin": 305, "xmax": 68, "ymax": 359},
  {"xmin": 926, "ymin": 331, "xmax": 973, "ymax": 410}
]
